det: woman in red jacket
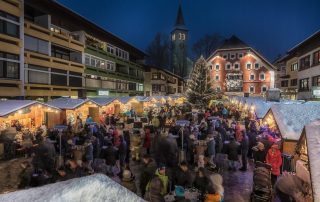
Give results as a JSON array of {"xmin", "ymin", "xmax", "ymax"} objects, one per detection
[
  {"xmin": 266, "ymin": 144, "xmax": 282, "ymax": 185},
  {"xmin": 143, "ymin": 128, "xmax": 151, "ymax": 154}
]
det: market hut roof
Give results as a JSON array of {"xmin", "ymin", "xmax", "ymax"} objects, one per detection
[
  {"xmin": 89, "ymin": 97, "xmax": 116, "ymax": 106},
  {"xmin": 47, "ymin": 98, "xmax": 100, "ymax": 110},
  {"xmin": 115, "ymin": 96, "xmax": 136, "ymax": 104},
  {"xmin": 270, "ymin": 103, "xmax": 320, "ymax": 140},
  {"xmin": 0, "ymin": 100, "xmax": 60, "ymax": 117},
  {"xmin": 304, "ymin": 120, "xmax": 320, "ymax": 202},
  {"xmin": 0, "ymin": 174, "xmax": 144, "ymax": 202}
]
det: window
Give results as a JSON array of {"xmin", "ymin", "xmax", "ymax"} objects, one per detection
[
  {"xmin": 216, "ymin": 86, "xmax": 221, "ymax": 91},
  {"xmin": 225, "ymin": 64, "xmax": 231, "ymax": 70},
  {"xmin": 281, "ymin": 80, "xmax": 289, "ymax": 87},
  {"xmin": 250, "ymin": 73, "xmax": 255, "ymax": 81},
  {"xmin": 152, "ymin": 84, "xmax": 159, "ymax": 92},
  {"xmin": 290, "ymin": 63, "xmax": 298, "ymax": 71},
  {"xmin": 230, "ymin": 54, "xmax": 235, "ymax": 59},
  {"xmin": 313, "ymin": 50, "xmax": 320, "ymax": 65},
  {"xmin": 51, "ymin": 68, "xmax": 67, "ymax": 86},
  {"xmin": 215, "ymin": 75, "xmax": 219, "ymax": 81},
  {"xmin": 223, "ymin": 55, "xmax": 228, "ymax": 59},
  {"xmin": 209, "ymin": 65, "xmax": 212, "ymax": 70},
  {"xmin": 28, "ymin": 65, "xmax": 49, "ymax": 84},
  {"xmin": 0, "ymin": 52, "xmax": 19, "ymax": 79},
  {"xmin": 300, "ymin": 55, "xmax": 310, "ymax": 70},
  {"xmin": 249, "ymin": 86, "xmax": 255, "ymax": 93},
  {"xmin": 51, "ymin": 44, "xmax": 81, "ymax": 63},
  {"xmin": 69, "ymin": 71, "xmax": 82, "ymax": 87},
  {"xmin": 290, "ymin": 79, "xmax": 297, "ymax": 86},
  {"xmin": 234, "ymin": 63, "xmax": 239, "ymax": 70},
  {"xmin": 152, "ymin": 73, "xmax": 158, "ymax": 79},
  {"xmin": 299, "ymin": 78, "xmax": 309, "ymax": 91},
  {"xmin": 171, "ymin": 34, "xmax": 175, "ymax": 41},
  {"xmin": 160, "ymin": 73, "xmax": 165, "ymax": 80},
  {"xmin": 312, "ymin": 75, "xmax": 320, "ymax": 87},
  {"xmin": 179, "ymin": 33, "xmax": 186, "ymax": 40},
  {"xmin": 215, "ymin": 64, "xmax": 220, "ymax": 70},
  {"xmin": 246, "ymin": 63, "xmax": 251, "ymax": 70},
  {"xmin": 261, "ymin": 86, "xmax": 267, "ymax": 93},
  {"xmin": 0, "ymin": 11, "xmax": 19, "ymax": 38},
  {"xmin": 254, "ymin": 63, "xmax": 260, "ymax": 69},
  {"xmin": 238, "ymin": 53, "xmax": 243, "ymax": 58},
  {"xmin": 24, "ymin": 35, "xmax": 49, "ymax": 55},
  {"xmin": 259, "ymin": 72, "xmax": 265, "ymax": 81}
]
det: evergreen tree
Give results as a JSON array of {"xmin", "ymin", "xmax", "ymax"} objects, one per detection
[{"xmin": 186, "ymin": 56, "xmax": 215, "ymax": 108}]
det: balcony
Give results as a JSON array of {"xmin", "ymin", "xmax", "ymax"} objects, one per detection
[{"xmin": 24, "ymin": 21, "xmax": 84, "ymax": 52}]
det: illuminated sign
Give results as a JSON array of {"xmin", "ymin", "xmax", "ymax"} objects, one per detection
[{"xmin": 98, "ymin": 90, "xmax": 109, "ymax": 96}]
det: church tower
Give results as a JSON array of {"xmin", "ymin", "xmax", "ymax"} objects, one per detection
[{"xmin": 171, "ymin": 3, "xmax": 188, "ymax": 78}]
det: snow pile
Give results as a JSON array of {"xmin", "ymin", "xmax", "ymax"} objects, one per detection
[
  {"xmin": 0, "ymin": 174, "xmax": 144, "ymax": 202},
  {"xmin": 271, "ymin": 103, "xmax": 320, "ymax": 140},
  {"xmin": 305, "ymin": 120, "xmax": 320, "ymax": 202}
]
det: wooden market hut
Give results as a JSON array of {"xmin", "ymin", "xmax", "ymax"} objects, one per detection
[
  {"xmin": 262, "ymin": 102, "xmax": 320, "ymax": 155},
  {"xmin": 115, "ymin": 96, "xmax": 144, "ymax": 116},
  {"xmin": 89, "ymin": 97, "xmax": 116, "ymax": 115},
  {"xmin": 47, "ymin": 98, "xmax": 101, "ymax": 124},
  {"xmin": 0, "ymin": 100, "xmax": 61, "ymax": 129},
  {"xmin": 295, "ymin": 120, "xmax": 320, "ymax": 202}
]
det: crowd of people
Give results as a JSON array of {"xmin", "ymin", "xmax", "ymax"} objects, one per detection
[{"xmin": 1, "ymin": 101, "xmax": 290, "ymax": 202}]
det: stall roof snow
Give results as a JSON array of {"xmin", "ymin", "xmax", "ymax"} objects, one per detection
[
  {"xmin": 304, "ymin": 120, "xmax": 320, "ymax": 202},
  {"xmin": 0, "ymin": 174, "xmax": 145, "ymax": 202},
  {"xmin": 0, "ymin": 100, "xmax": 60, "ymax": 117},
  {"xmin": 89, "ymin": 97, "xmax": 116, "ymax": 106},
  {"xmin": 47, "ymin": 98, "xmax": 99, "ymax": 110},
  {"xmin": 115, "ymin": 96, "xmax": 136, "ymax": 104},
  {"xmin": 270, "ymin": 103, "xmax": 320, "ymax": 140}
]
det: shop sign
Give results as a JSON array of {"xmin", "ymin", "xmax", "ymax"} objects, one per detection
[
  {"xmin": 313, "ymin": 89, "xmax": 320, "ymax": 97},
  {"xmin": 98, "ymin": 90, "xmax": 109, "ymax": 96}
]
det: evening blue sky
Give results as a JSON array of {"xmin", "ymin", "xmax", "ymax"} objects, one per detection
[{"xmin": 58, "ymin": 0, "xmax": 320, "ymax": 61}]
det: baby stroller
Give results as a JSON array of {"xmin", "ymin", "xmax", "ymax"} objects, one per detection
[{"xmin": 251, "ymin": 161, "xmax": 272, "ymax": 202}]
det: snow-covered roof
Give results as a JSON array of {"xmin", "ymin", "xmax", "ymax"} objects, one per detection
[
  {"xmin": 47, "ymin": 98, "xmax": 99, "ymax": 110},
  {"xmin": 0, "ymin": 174, "xmax": 144, "ymax": 202},
  {"xmin": 0, "ymin": 100, "xmax": 60, "ymax": 117},
  {"xmin": 89, "ymin": 97, "xmax": 116, "ymax": 106},
  {"xmin": 304, "ymin": 120, "xmax": 320, "ymax": 202},
  {"xmin": 134, "ymin": 96, "xmax": 149, "ymax": 102},
  {"xmin": 270, "ymin": 103, "xmax": 320, "ymax": 140},
  {"xmin": 115, "ymin": 96, "xmax": 136, "ymax": 104}
]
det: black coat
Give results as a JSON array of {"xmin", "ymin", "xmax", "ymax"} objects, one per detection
[
  {"xmin": 253, "ymin": 150, "xmax": 267, "ymax": 163},
  {"xmin": 174, "ymin": 168, "xmax": 193, "ymax": 187},
  {"xmin": 241, "ymin": 135, "xmax": 249, "ymax": 153},
  {"xmin": 193, "ymin": 176, "xmax": 209, "ymax": 194},
  {"xmin": 140, "ymin": 161, "xmax": 157, "ymax": 195},
  {"xmin": 102, "ymin": 146, "xmax": 117, "ymax": 165},
  {"xmin": 227, "ymin": 140, "xmax": 239, "ymax": 161}
]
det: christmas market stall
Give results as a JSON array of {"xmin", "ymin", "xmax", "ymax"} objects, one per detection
[
  {"xmin": 262, "ymin": 103, "xmax": 320, "ymax": 155},
  {"xmin": 116, "ymin": 96, "xmax": 144, "ymax": 116},
  {"xmin": 0, "ymin": 100, "xmax": 61, "ymax": 130},
  {"xmin": 47, "ymin": 98, "xmax": 101, "ymax": 125},
  {"xmin": 89, "ymin": 97, "xmax": 116, "ymax": 115},
  {"xmin": 295, "ymin": 120, "xmax": 320, "ymax": 202}
]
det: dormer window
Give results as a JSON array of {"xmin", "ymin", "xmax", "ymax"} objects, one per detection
[
  {"xmin": 172, "ymin": 34, "xmax": 175, "ymax": 41},
  {"xmin": 179, "ymin": 33, "xmax": 185, "ymax": 40}
]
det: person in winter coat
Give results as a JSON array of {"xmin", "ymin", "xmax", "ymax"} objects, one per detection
[
  {"xmin": 102, "ymin": 141, "xmax": 117, "ymax": 175},
  {"xmin": 144, "ymin": 177, "xmax": 165, "ymax": 202},
  {"xmin": 221, "ymin": 107, "xmax": 228, "ymax": 119},
  {"xmin": 84, "ymin": 138, "xmax": 94, "ymax": 174},
  {"xmin": 275, "ymin": 172, "xmax": 312, "ymax": 202},
  {"xmin": 143, "ymin": 128, "xmax": 151, "ymax": 154},
  {"xmin": 226, "ymin": 136, "xmax": 239, "ymax": 171},
  {"xmin": 131, "ymin": 131, "xmax": 142, "ymax": 161},
  {"xmin": 174, "ymin": 161, "xmax": 193, "ymax": 188},
  {"xmin": 118, "ymin": 135, "xmax": 127, "ymax": 168},
  {"xmin": 207, "ymin": 134, "xmax": 216, "ymax": 164},
  {"xmin": 146, "ymin": 165, "xmax": 169, "ymax": 196},
  {"xmin": 140, "ymin": 154, "xmax": 157, "ymax": 197},
  {"xmin": 123, "ymin": 130, "xmax": 131, "ymax": 164},
  {"xmin": 266, "ymin": 144, "xmax": 282, "ymax": 185},
  {"xmin": 252, "ymin": 142, "xmax": 267, "ymax": 163},
  {"xmin": 239, "ymin": 131, "xmax": 249, "ymax": 171},
  {"xmin": 205, "ymin": 174, "xmax": 224, "ymax": 202},
  {"xmin": 121, "ymin": 169, "xmax": 137, "ymax": 193},
  {"xmin": 235, "ymin": 122, "xmax": 242, "ymax": 142},
  {"xmin": 193, "ymin": 167, "xmax": 209, "ymax": 197}
]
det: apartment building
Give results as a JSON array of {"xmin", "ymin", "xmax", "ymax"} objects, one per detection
[
  {"xmin": 0, "ymin": 0, "xmax": 146, "ymax": 100},
  {"xmin": 207, "ymin": 35, "xmax": 275, "ymax": 96},
  {"xmin": 279, "ymin": 30, "xmax": 320, "ymax": 100},
  {"xmin": 144, "ymin": 65, "xmax": 185, "ymax": 96}
]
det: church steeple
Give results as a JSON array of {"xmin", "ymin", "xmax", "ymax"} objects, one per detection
[{"xmin": 175, "ymin": 4, "xmax": 185, "ymax": 27}]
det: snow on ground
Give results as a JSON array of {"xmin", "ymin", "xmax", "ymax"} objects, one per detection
[
  {"xmin": 0, "ymin": 174, "xmax": 145, "ymax": 202},
  {"xmin": 271, "ymin": 103, "xmax": 320, "ymax": 140},
  {"xmin": 305, "ymin": 120, "xmax": 320, "ymax": 202}
]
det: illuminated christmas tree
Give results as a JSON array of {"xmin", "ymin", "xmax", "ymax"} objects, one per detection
[{"xmin": 186, "ymin": 56, "xmax": 215, "ymax": 108}]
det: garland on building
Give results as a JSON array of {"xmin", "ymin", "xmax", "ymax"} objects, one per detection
[{"xmin": 186, "ymin": 56, "xmax": 215, "ymax": 108}]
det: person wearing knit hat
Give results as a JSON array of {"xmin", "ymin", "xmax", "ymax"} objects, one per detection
[{"xmin": 121, "ymin": 169, "xmax": 137, "ymax": 193}]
